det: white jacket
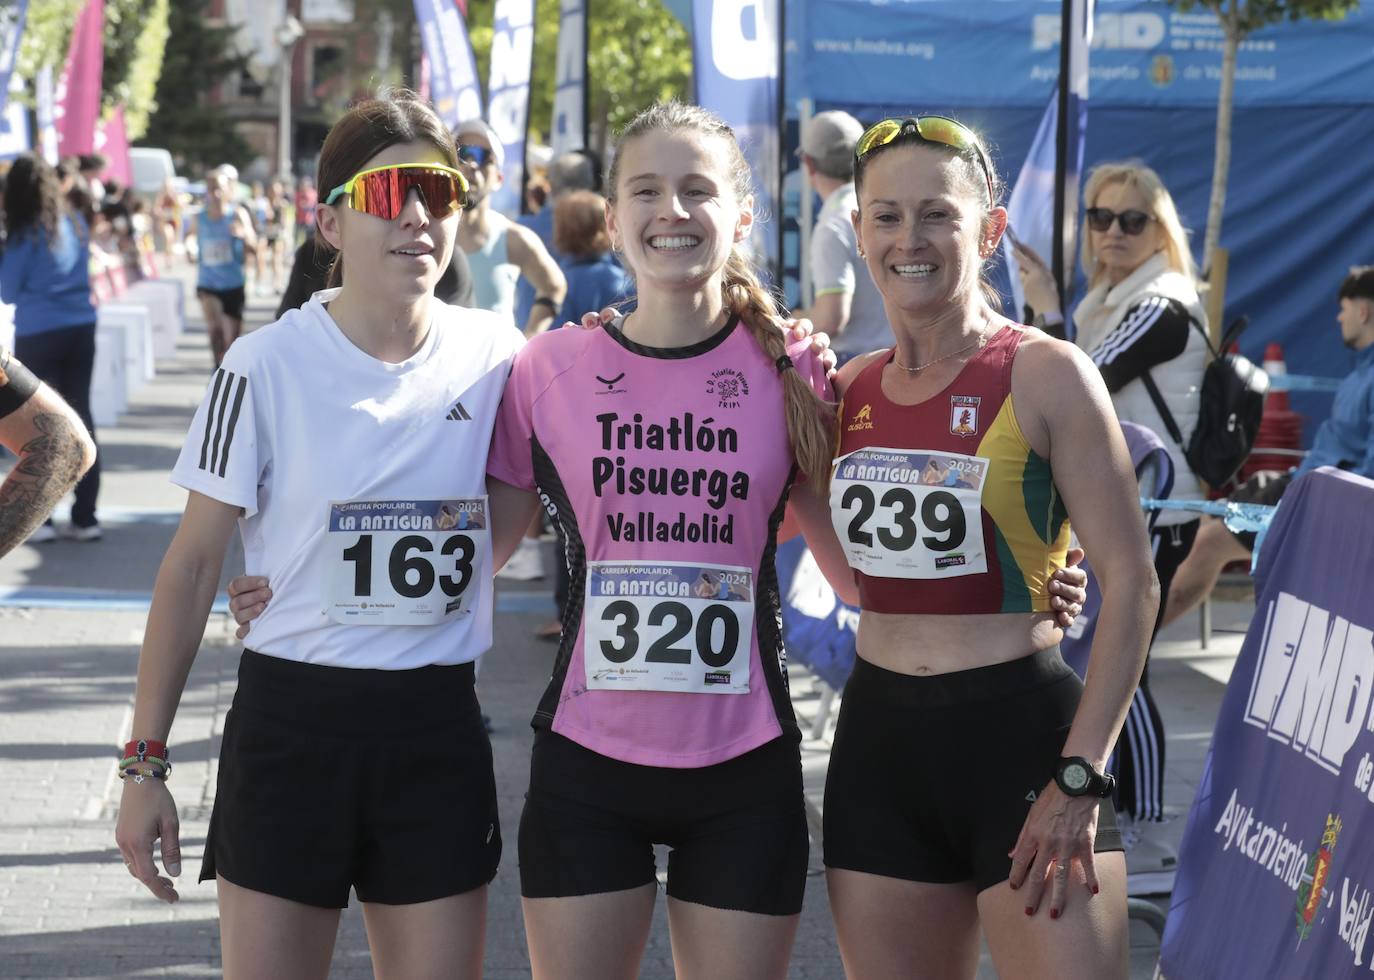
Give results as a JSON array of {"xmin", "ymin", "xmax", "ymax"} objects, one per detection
[{"xmin": 1073, "ymin": 252, "xmax": 1209, "ymax": 514}]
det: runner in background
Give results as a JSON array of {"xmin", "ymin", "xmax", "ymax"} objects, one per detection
[
  {"xmin": 194, "ymin": 170, "xmax": 256, "ymax": 367},
  {"xmin": 114, "ymin": 92, "xmax": 521, "ymax": 980}
]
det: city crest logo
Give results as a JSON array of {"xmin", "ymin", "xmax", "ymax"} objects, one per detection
[
  {"xmin": 1296, "ymin": 812, "xmax": 1341, "ymax": 941},
  {"xmin": 950, "ymin": 395, "xmax": 980, "ymax": 438}
]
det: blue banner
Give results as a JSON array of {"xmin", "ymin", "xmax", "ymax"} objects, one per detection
[
  {"xmin": 0, "ymin": 0, "xmax": 28, "ymax": 120},
  {"xmin": 801, "ymin": 0, "xmax": 1374, "ymax": 109},
  {"xmin": 550, "ymin": 0, "xmax": 585, "ymax": 156},
  {"xmin": 487, "ymin": 0, "xmax": 535, "ymax": 215},
  {"xmin": 413, "ymin": 0, "xmax": 483, "ymax": 129},
  {"xmin": 1160, "ymin": 468, "xmax": 1374, "ymax": 978},
  {"xmin": 694, "ymin": 0, "xmax": 781, "ymax": 280}
]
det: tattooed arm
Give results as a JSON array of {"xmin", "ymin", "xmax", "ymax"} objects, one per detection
[{"xmin": 0, "ymin": 349, "xmax": 97, "ymax": 557}]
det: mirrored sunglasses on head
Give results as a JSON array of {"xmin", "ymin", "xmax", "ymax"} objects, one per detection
[
  {"xmin": 457, "ymin": 144, "xmax": 494, "ymax": 168},
  {"xmin": 855, "ymin": 115, "xmax": 995, "ymax": 204},
  {"xmin": 323, "ymin": 163, "xmax": 469, "ymax": 220},
  {"xmin": 1085, "ymin": 207, "xmax": 1152, "ymax": 235}
]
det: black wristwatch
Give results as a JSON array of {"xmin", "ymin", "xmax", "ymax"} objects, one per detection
[{"xmin": 1054, "ymin": 756, "xmax": 1115, "ymax": 798}]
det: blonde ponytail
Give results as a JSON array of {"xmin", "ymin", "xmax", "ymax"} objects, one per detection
[{"xmin": 721, "ymin": 251, "xmax": 836, "ymax": 491}]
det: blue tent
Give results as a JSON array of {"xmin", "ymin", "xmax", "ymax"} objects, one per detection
[{"xmin": 782, "ymin": 0, "xmax": 1374, "ymax": 442}]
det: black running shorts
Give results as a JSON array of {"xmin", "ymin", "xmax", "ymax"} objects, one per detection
[
  {"xmin": 201, "ymin": 650, "xmax": 501, "ymax": 908},
  {"xmin": 196, "ymin": 285, "xmax": 246, "ymax": 321},
  {"xmin": 519, "ymin": 731, "xmax": 809, "ymax": 916},
  {"xmin": 823, "ymin": 647, "xmax": 1122, "ymax": 893}
]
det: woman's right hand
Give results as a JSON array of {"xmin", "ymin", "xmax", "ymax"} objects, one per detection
[
  {"xmin": 1012, "ymin": 242, "xmax": 1062, "ymax": 318},
  {"xmin": 227, "ymin": 575, "xmax": 272, "ymax": 640},
  {"xmin": 114, "ymin": 779, "xmax": 182, "ymax": 903}
]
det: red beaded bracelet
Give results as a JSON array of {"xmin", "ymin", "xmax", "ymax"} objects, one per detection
[{"xmin": 123, "ymin": 738, "xmax": 169, "ymax": 763}]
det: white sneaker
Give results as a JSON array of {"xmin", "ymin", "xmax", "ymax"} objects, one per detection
[
  {"xmin": 1122, "ymin": 817, "xmax": 1178, "ymax": 896},
  {"xmin": 27, "ymin": 523, "xmax": 58, "ymax": 544},
  {"xmin": 497, "ymin": 538, "xmax": 544, "ymax": 581},
  {"xmin": 63, "ymin": 523, "xmax": 103, "ymax": 542}
]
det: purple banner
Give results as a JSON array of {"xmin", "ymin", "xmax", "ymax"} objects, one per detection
[
  {"xmin": 55, "ymin": 0, "xmax": 103, "ymax": 158},
  {"xmin": 413, "ymin": 0, "xmax": 482, "ymax": 129},
  {"xmin": 1160, "ymin": 467, "xmax": 1374, "ymax": 978}
]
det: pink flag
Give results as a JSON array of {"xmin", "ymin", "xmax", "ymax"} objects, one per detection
[
  {"xmin": 96, "ymin": 107, "xmax": 132, "ymax": 185},
  {"xmin": 56, "ymin": 0, "xmax": 104, "ymax": 158}
]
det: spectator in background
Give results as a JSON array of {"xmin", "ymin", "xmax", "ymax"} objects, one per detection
[
  {"xmin": 195, "ymin": 170, "xmax": 256, "ymax": 367},
  {"xmin": 265, "ymin": 179, "xmax": 292, "ymax": 292},
  {"xmin": 528, "ymin": 189, "xmax": 634, "ymax": 638},
  {"xmin": 0, "ymin": 343, "xmax": 97, "ymax": 555},
  {"xmin": 0, "ymin": 153, "xmax": 103, "ymax": 542},
  {"xmin": 1161, "ymin": 265, "xmax": 1374, "ymax": 627},
  {"xmin": 78, "ymin": 153, "xmax": 108, "ymax": 207},
  {"xmin": 154, "ymin": 176, "xmax": 182, "ymax": 265},
  {"xmin": 454, "ymin": 119, "xmax": 566, "ymax": 338},
  {"xmin": 793, "ymin": 111, "xmax": 890, "ymax": 365},
  {"xmin": 249, "ymin": 181, "xmax": 273, "ymax": 295},
  {"xmin": 1015, "ymin": 160, "xmax": 1208, "ymax": 894},
  {"xmin": 294, "ymin": 176, "xmax": 318, "ymax": 245},
  {"xmin": 514, "ymin": 149, "xmax": 601, "ymax": 326}
]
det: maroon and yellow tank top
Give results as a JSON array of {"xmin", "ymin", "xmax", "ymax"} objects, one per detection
[{"xmin": 829, "ymin": 325, "xmax": 1070, "ymax": 615}]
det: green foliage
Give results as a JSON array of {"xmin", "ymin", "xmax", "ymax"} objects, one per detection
[
  {"xmin": 137, "ymin": 0, "xmax": 253, "ymax": 174},
  {"xmin": 104, "ymin": 0, "xmax": 170, "ymax": 139},
  {"xmin": 1166, "ymin": 0, "xmax": 1359, "ymax": 37},
  {"xmin": 466, "ymin": 0, "xmax": 689, "ymax": 153},
  {"xmin": 15, "ymin": 0, "xmax": 84, "ymax": 101}
]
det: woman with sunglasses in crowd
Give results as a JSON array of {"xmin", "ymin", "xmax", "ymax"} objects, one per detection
[
  {"xmin": 799, "ymin": 117, "xmax": 1157, "ymax": 978},
  {"xmin": 114, "ymin": 92, "xmax": 522, "ymax": 979},
  {"xmin": 1013, "ymin": 162, "xmax": 1208, "ymax": 889}
]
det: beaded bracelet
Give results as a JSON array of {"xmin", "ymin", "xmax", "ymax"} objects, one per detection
[
  {"xmin": 119, "ymin": 767, "xmax": 169, "ymax": 784},
  {"xmin": 117, "ymin": 754, "xmax": 170, "ymax": 772},
  {"xmin": 123, "ymin": 739, "xmax": 169, "ymax": 763}
]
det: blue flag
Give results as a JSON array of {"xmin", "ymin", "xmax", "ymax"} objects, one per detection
[
  {"xmin": 414, "ymin": 0, "xmax": 483, "ymax": 129},
  {"xmin": 550, "ymin": 0, "xmax": 586, "ymax": 155},
  {"xmin": 1004, "ymin": 0, "xmax": 1092, "ymax": 329},
  {"xmin": 487, "ymin": 0, "xmax": 535, "ymax": 215},
  {"xmin": 693, "ymin": 0, "xmax": 780, "ymax": 281},
  {"xmin": 0, "ymin": 0, "xmax": 28, "ymax": 120}
]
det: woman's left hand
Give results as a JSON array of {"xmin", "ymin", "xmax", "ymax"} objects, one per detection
[
  {"xmin": 1007, "ymin": 783, "xmax": 1102, "ymax": 918},
  {"xmin": 1049, "ymin": 546, "xmax": 1087, "ymax": 629},
  {"xmin": 782, "ymin": 317, "xmax": 837, "ymax": 376}
]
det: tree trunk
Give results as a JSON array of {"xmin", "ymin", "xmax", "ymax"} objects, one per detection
[{"xmin": 1203, "ymin": 5, "xmax": 1241, "ymax": 278}]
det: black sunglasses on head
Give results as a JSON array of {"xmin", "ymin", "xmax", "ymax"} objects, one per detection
[{"xmin": 1085, "ymin": 207, "xmax": 1153, "ymax": 235}]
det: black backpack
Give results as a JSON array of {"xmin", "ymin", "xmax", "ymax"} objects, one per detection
[{"xmin": 1140, "ymin": 315, "xmax": 1270, "ymax": 489}]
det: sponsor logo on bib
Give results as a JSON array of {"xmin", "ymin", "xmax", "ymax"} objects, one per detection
[
  {"xmin": 950, "ymin": 395, "xmax": 980, "ymax": 438},
  {"xmin": 706, "ymin": 368, "xmax": 749, "ymax": 408},
  {"xmin": 847, "ymin": 403, "xmax": 875, "ymax": 432}
]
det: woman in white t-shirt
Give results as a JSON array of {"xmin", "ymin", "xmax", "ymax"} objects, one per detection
[{"xmin": 114, "ymin": 93, "xmax": 522, "ymax": 979}]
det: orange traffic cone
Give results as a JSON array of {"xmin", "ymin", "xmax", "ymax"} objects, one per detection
[{"xmin": 1240, "ymin": 343, "xmax": 1302, "ymax": 481}]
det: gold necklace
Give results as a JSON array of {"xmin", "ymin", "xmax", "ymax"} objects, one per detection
[{"xmin": 891, "ymin": 326, "xmax": 988, "ymax": 374}]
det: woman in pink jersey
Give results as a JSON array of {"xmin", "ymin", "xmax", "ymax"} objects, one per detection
[{"xmin": 787, "ymin": 116, "xmax": 1156, "ymax": 978}]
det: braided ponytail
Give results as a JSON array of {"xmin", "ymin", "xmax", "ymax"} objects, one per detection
[{"xmin": 721, "ymin": 251, "xmax": 835, "ymax": 491}]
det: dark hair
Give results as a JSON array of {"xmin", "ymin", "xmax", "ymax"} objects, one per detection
[
  {"xmin": 1339, "ymin": 266, "xmax": 1374, "ymax": 303},
  {"xmin": 315, "ymin": 89, "xmax": 459, "ymax": 288},
  {"xmin": 3, "ymin": 154, "xmax": 64, "ymax": 243},
  {"xmin": 607, "ymin": 101, "xmax": 835, "ymax": 491},
  {"xmin": 851, "ymin": 117, "xmax": 1004, "ymax": 308},
  {"xmin": 554, "ymin": 190, "xmax": 611, "ymax": 259}
]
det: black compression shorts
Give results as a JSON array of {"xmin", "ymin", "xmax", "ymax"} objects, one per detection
[
  {"xmin": 519, "ymin": 730, "xmax": 809, "ymax": 915},
  {"xmin": 196, "ymin": 285, "xmax": 246, "ymax": 321},
  {"xmin": 202, "ymin": 650, "xmax": 501, "ymax": 908},
  {"xmin": 823, "ymin": 648, "xmax": 1122, "ymax": 893}
]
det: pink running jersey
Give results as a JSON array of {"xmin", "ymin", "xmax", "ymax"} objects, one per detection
[{"xmin": 487, "ymin": 315, "xmax": 832, "ymax": 767}]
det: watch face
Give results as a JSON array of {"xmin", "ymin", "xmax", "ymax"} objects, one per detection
[{"xmin": 1063, "ymin": 762, "xmax": 1089, "ymax": 791}]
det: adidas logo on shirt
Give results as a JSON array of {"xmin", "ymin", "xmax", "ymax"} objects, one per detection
[{"xmin": 446, "ymin": 402, "xmax": 472, "ymax": 421}]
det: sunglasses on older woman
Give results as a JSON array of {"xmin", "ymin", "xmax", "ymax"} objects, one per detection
[
  {"xmin": 324, "ymin": 163, "xmax": 469, "ymax": 221},
  {"xmin": 854, "ymin": 116, "xmax": 996, "ymax": 204},
  {"xmin": 1085, "ymin": 207, "xmax": 1152, "ymax": 235}
]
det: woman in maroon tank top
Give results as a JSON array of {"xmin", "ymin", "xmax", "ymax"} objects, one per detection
[{"xmin": 784, "ymin": 117, "xmax": 1156, "ymax": 979}]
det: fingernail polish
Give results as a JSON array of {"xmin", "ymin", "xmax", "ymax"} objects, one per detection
[
  {"xmin": 1050, "ymin": 909, "xmax": 1059, "ymax": 920},
  {"xmin": 1092, "ymin": 885, "xmax": 1099, "ymax": 895},
  {"xmin": 1025, "ymin": 906, "xmax": 1034, "ymax": 916}
]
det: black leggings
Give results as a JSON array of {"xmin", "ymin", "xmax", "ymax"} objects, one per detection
[
  {"xmin": 15, "ymin": 325, "xmax": 100, "ymax": 528},
  {"xmin": 1115, "ymin": 518, "xmax": 1198, "ymax": 822}
]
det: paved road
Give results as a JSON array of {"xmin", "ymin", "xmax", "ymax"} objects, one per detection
[{"xmin": 0, "ymin": 268, "xmax": 1246, "ymax": 977}]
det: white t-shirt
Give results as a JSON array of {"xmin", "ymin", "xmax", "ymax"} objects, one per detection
[{"xmin": 172, "ymin": 290, "xmax": 523, "ymax": 669}]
